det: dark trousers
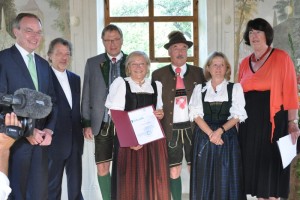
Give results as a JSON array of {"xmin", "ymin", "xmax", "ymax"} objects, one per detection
[
  {"xmin": 48, "ymin": 150, "xmax": 83, "ymax": 200},
  {"xmin": 9, "ymin": 138, "xmax": 48, "ymax": 200}
]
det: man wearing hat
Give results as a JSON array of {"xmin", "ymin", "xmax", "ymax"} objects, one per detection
[{"xmin": 152, "ymin": 31, "xmax": 205, "ymax": 200}]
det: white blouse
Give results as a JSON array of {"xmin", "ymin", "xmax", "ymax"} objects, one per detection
[
  {"xmin": 105, "ymin": 77, "xmax": 163, "ymax": 111},
  {"xmin": 189, "ymin": 80, "xmax": 248, "ymax": 122},
  {"xmin": 0, "ymin": 171, "xmax": 11, "ymax": 200}
]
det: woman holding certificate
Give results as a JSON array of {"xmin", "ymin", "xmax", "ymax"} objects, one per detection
[
  {"xmin": 105, "ymin": 51, "xmax": 170, "ymax": 200},
  {"xmin": 189, "ymin": 52, "xmax": 248, "ymax": 200}
]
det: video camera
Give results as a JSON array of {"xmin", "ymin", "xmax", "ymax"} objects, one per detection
[
  {"xmin": 0, "ymin": 88, "xmax": 52, "ymax": 139},
  {"xmin": 0, "ymin": 113, "xmax": 33, "ymax": 139}
]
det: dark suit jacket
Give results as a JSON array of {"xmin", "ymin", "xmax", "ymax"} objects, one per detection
[
  {"xmin": 0, "ymin": 45, "xmax": 57, "ymax": 131},
  {"xmin": 151, "ymin": 64, "xmax": 205, "ymax": 140},
  {"xmin": 48, "ymin": 69, "xmax": 83, "ymax": 159}
]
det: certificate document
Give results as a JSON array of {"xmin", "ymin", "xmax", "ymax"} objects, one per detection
[
  {"xmin": 277, "ymin": 134, "xmax": 297, "ymax": 169},
  {"xmin": 110, "ymin": 105, "xmax": 165, "ymax": 147},
  {"xmin": 128, "ymin": 106, "xmax": 164, "ymax": 145}
]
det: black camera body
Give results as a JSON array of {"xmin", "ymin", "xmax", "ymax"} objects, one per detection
[{"xmin": 0, "ymin": 110, "xmax": 34, "ymax": 140}]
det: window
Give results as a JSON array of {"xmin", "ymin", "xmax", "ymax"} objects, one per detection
[{"xmin": 104, "ymin": 0, "xmax": 199, "ymax": 71}]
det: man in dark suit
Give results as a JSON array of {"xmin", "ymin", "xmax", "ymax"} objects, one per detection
[
  {"xmin": 0, "ymin": 13, "xmax": 57, "ymax": 199},
  {"xmin": 81, "ymin": 24, "xmax": 127, "ymax": 200},
  {"xmin": 152, "ymin": 31, "xmax": 205, "ymax": 200},
  {"xmin": 47, "ymin": 38, "xmax": 84, "ymax": 200}
]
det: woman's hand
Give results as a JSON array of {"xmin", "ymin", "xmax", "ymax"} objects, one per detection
[
  {"xmin": 209, "ymin": 129, "xmax": 224, "ymax": 145},
  {"xmin": 130, "ymin": 145, "xmax": 143, "ymax": 151},
  {"xmin": 288, "ymin": 122, "xmax": 300, "ymax": 144},
  {"xmin": 154, "ymin": 109, "xmax": 164, "ymax": 120}
]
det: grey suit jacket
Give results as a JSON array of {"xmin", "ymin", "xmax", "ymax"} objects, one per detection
[{"xmin": 81, "ymin": 53, "xmax": 127, "ymax": 135}]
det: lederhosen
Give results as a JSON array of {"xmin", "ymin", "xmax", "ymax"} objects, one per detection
[{"xmin": 168, "ymin": 83, "xmax": 193, "ymax": 167}]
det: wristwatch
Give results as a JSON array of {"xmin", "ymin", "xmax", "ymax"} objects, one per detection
[{"xmin": 288, "ymin": 119, "xmax": 299, "ymax": 124}]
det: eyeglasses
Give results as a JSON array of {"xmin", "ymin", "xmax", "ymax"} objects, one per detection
[
  {"xmin": 21, "ymin": 28, "xmax": 43, "ymax": 36},
  {"xmin": 103, "ymin": 38, "xmax": 122, "ymax": 44},
  {"xmin": 130, "ymin": 63, "xmax": 147, "ymax": 67}
]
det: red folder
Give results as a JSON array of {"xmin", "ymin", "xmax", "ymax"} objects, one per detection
[{"xmin": 110, "ymin": 106, "xmax": 165, "ymax": 147}]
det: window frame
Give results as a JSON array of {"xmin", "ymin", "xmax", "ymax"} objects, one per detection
[{"xmin": 104, "ymin": 0, "xmax": 199, "ymax": 65}]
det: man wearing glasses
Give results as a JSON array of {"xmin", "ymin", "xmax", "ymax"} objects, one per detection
[
  {"xmin": 81, "ymin": 24, "xmax": 127, "ymax": 200},
  {"xmin": 0, "ymin": 13, "xmax": 57, "ymax": 199}
]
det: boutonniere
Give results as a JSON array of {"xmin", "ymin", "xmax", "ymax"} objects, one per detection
[
  {"xmin": 99, "ymin": 60, "xmax": 110, "ymax": 86},
  {"xmin": 100, "ymin": 61, "xmax": 108, "ymax": 68}
]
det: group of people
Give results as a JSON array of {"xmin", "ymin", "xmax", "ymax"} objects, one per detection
[
  {"xmin": 0, "ymin": 13, "xmax": 83, "ymax": 200},
  {"xmin": 82, "ymin": 17, "xmax": 300, "ymax": 200},
  {"xmin": 0, "ymin": 12, "xmax": 299, "ymax": 200}
]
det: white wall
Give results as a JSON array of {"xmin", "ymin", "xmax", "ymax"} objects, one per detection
[
  {"xmin": 61, "ymin": 0, "xmax": 235, "ymax": 199},
  {"xmin": 203, "ymin": 0, "xmax": 235, "ymax": 79}
]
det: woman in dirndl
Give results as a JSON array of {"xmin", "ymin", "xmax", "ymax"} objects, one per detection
[
  {"xmin": 105, "ymin": 51, "xmax": 170, "ymax": 200},
  {"xmin": 189, "ymin": 51, "xmax": 247, "ymax": 200}
]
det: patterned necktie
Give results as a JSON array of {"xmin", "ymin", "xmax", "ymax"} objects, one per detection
[
  {"xmin": 27, "ymin": 54, "xmax": 38, "ymax": 90},
  {"xmin": 175, "ymin": 67, "xmax": 186, "ymax": 109},
  {"xmin": 175, "ymin": 67, "xmax": 185, "ymax": 89},
  {"xmin": 111, "ymin": 57, "xmax": 118, "ymax": 81},
  {"xmin": 104, "ymin": 57, "xmax": 118, "ymax": 123}
]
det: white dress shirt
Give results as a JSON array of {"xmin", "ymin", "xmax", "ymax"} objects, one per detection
[
  {"xmin": 171, "ymin": 64, "xmax": 187, "ymax": 78},
  {"xmin": 172, "ymin": 64, "xmax": 189, "ymax": 123},
  {"xmin": 52, "ymin": 67, "xmax": 72, "ymax": 108},
  {"xmin": 15, "ymin": 43, "xmax": 36, "ymax": 69},
  {"xmin": 107, "ymin": 52, "xmax": 123, "ymax": 63}
]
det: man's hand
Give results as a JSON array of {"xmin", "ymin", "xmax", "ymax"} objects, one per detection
[
  {"xmin": 83, "ymin": 127, "xmax": 93, "ymax": 140},
  {"xmin": 26, "ymin": 128, "xmax": 53, "ymax": 146},
  {"xmin": 39, "ymin": 128, "xmax": 53, "ymax": 146},
  {"xmin": 26, "ymin": 128, "xmax": 45, "ymax": 145}
]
